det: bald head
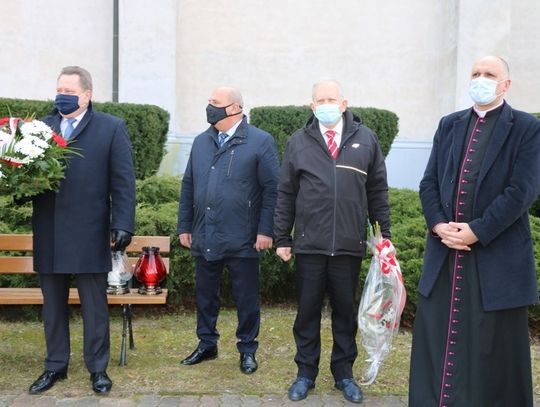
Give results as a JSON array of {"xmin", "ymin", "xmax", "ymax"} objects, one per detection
[
  {"xmin": 469, "ymin": 56, "xmax": 512, "ymax": 110},
  {"xmin": 211, "ymin": 86, "xmax": 244, "ymax": 107},
  {"xmin": 472, "ymin": 56, "xmax": 510, "ymax": 79},
  {"xmin": 207, "ymin": 86, "xmax": 244, "ymax": 131}
]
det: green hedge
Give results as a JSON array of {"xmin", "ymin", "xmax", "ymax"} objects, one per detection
[
  {"xmin": 249, "ymin": 106, "xmax": 399, "ymax": 157},
  {"xmin": 1, "ymin": 177, "xmax": 539, "ymax": 327},
  {"xmin": 0, "ymin": 97, "xmax": 169, "ymax": 180}
]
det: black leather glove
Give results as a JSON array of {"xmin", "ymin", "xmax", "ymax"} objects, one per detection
[{"xmin": 111, "ymin": 229, "xmax": 132, "ymax": 252}]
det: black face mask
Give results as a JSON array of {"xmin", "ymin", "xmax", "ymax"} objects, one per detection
[{"xmin": 206, "ymin": 103, "xmax": 241, "ymax": 125}]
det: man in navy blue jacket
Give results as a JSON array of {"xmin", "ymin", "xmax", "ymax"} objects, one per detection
[
  {"xmin": 177, "ymin": 86, "xmax": 280, "ymax": 374},
  {"xmin": 29, "ymin": 66, "xmax": 135, "ymax": 395},
  {"xmin": 409, "ymin": 56, "xmax": 540, "ymax": 406}
]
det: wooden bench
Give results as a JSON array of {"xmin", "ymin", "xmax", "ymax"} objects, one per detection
[{"xmin": 0, "ymin": 234, "xmax": 170, "ymax": 366}]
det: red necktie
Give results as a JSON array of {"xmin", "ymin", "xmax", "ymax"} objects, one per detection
[{"xmin": 326, "ymin": 130, "xmax": 338, "ymax": 160}]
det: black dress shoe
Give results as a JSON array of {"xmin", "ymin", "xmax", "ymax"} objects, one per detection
[
  {"xmin": 181, "ymin": 346, "xmax": 218, "ymax": 365},
  {"xmin": 28, "ymin": 370, "xmax": 67, "ymax": 394},
  {"xmin": 90, "ymin": 371, "xmax": 112, "ymax": 394},
  {"xmin": 239, "ymin": 352, "xmax": 257, "ymax": 374},
  {"xmin": 287, "ymin": 377, "xmax": 315, "ymax": 401},
  {"xmin": 335, "ymin": 378, "xmax": 363, "ymax": 404}
]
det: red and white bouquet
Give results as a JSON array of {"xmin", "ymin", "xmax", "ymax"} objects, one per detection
[
  {"xmin": 0, "ymin": 116, "xmax": 76, "ymax": 200},
  {"xmin": 357, "ymin": 222, "xmax": 406, "ymax": 385}
]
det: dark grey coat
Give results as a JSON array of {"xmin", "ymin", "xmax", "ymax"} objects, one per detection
[{"xmin": 32, "ymin": 103, "xmax": 136, "ymax": 274}]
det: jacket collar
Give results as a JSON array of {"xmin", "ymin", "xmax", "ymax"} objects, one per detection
[
  {"xmin": 50, "ymin": 101, "xmax": 94, "ymax": 141},
  {"xmin": 208, "ymin": 115, "xmax": 248, "ymax": 150},
  {"xmin": 305, "ymin": 109, "xmax": 362, "ymax": 147},
  {"xmin": 449, "ymin": 102, "xmax": 514, "ymax": 187}
]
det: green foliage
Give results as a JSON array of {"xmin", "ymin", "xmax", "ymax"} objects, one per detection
[
  {"xmin": 529, "ymin": 113, "xmax": 540, "ymax": 217},
  {"xmin": 529, "ymin": 216, "xmax": 540, "ymax": 324},
  {"xmin": 249, "ymin": 106, "xmax": 399, "ymax": 158},
  {"xmin": 2, "ymin": 176, "xmax": 540, "ymax": 328},
  {"xmin": 0, "ymin": 97, "xmax": 169, "ymax": 180},
  {"xmin": 531, "ymin": 196, "xmax": 540, "ymax": 218},
  {"xmin": 0, "ymin": 119, "xmax": 78, "ymax": 200},
  {"xmin": 136, "ymin": 173, "xmax": 180, "ymax": 205}
]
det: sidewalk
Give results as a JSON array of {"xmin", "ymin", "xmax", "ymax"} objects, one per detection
[{"xmin": 1, "ymin": 394, "xmax": 409, "ymax": 406}]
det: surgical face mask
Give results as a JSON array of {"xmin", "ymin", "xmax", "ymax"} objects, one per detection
[
  {"xmin": 206, "ymin": 103, "xmax": 242, "ymax": 125},
  {"xmin": 314, "ymin": 104, "xmax": 342, "ymax": 126},
  {"xmin": 55, "ymin": 94, "xmax": 80, "ymax": 115},
  {"xmin": 468, "ymin": 77, "xmax": 503, "ymax": 106}
]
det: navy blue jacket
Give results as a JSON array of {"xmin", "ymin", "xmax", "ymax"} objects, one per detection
[
  {"xmin": 177, "ymin": 117, "xmax": 280, "ymax": 261},
  {"xmin": 419, "ymin": 102, "xmax": 540, "ymax": 311},
  {"xmin": 33, "ymin": 103, "xmax": 136, "ymax": 274}
]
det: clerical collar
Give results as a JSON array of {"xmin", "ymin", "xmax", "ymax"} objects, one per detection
[{"xmin": 473, "ymin": 100, "xmax": 504, "ymax": 118}]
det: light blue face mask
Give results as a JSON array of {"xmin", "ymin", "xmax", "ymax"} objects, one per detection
[
  {"xmin": 314, "ymin": 104, "xmax": 342, "ymax": 126},
  {"xmin": 469, "ymin": 77, "xmax": 501, "ymax": 105}
]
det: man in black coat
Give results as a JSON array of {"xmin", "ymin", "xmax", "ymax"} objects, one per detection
[
  {"xmin": 409, "ymin": 56, "xmax": 540, "ymax": 406},
  {"xmin": 28, "ymin": 66, "xmax": 136, "ymax": 395},
  {"xmin": 274, "ymin": 80, "xmax": 390, "ymax": 404}
]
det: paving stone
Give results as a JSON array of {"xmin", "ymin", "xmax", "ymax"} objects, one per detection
[
  {"xmin": 136, "ymin": 395, "xmax": 161, "ymax": 407},
  {"xmin": 156, "ymin": 396, "xmax": 183, "ymax": 406},
  {"xmin": 98, "ymin": 397, "xmax": 137, "ymax": 407}
]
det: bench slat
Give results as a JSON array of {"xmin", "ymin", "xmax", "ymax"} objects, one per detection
[
  {"xmin": 0, "ymin": 234, "xmax": 32, "ymax": 251},
  {"xmin": 0, "ymin": 234, "xmax": 171, "ymax": 254},
  {"xmin": 0, "ymin": 257, "xmax": 170, "ymax": 275},
  {"xmin": 0, "ymin": 288, "xmax": 168, "ymax": 305}
]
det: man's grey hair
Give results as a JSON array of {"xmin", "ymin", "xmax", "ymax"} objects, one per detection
[
  {"xmin": 58, "ymin": 66, "xmax": 93, "ymax": 91},
  {"xmin": 312, "ymin": 79, "xmax": 344, "ymax": 100}
]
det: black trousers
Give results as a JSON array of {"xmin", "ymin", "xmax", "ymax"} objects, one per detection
[
  {"xmin": 194, "ymin": 256, "xmax": 260, "ymax": 353},
  {"xmin": 293, "ymin": 254, "xmax": 362, "ymax": 381},
  {"xmin": 38, "ymin": 273, "xmax": 110, "ymax": 374}
]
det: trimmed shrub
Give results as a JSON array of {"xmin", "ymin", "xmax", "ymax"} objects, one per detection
[
  {"xmin": 249, "ymin": 106, "xmax": 399, "ymax": 157},
  {"xmin": 0, "ymin": 97, "xmax": 169, "ymax": 179},
  {"xmin": 2, "ymin": 178, "xmax": 540, "ymax": 328}
]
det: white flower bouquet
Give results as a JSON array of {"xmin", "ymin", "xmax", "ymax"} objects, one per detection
[{"xmin": 0, "ymin": 116, "xmax": 78, "ymax": 200}]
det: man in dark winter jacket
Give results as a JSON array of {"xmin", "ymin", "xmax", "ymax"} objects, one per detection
[
  {"xmin": 29, "ymin": 66, "xmax": 136, "ymax": 395},
  {"xmin": 177, "ymin": 86, "xmax": 280, "ymax": 374},
  {"xmin": 274, "ymin": 80, "xmax": 390, "ymax": 404}
]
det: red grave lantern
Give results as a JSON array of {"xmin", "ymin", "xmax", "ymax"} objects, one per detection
[{"xmin": 133, "ymin": 246, "xmax": 166, "ymax": 295}]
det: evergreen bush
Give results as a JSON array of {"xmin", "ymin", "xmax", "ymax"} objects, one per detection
[
  {"xmin": 1, "ymin": 179, "xmax": 539, "ymax": 328},
  {"xmin": 0, "ymin": 97, "xmax": 169, "ymax": 179},
  {"xmin": 249, "ymin": 106, "xmax": 399, "ymax": 157}
]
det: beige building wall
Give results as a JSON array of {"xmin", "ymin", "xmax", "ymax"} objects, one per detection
[{"xmin": 1, "ymin": 0, "xmax": 539, "ymax": 187}]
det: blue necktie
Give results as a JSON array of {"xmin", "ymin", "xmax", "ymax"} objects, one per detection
[
  {"xmin": 63, "ymin": 118, "xmax": 77, "ymax": 140},
  {"xmin": 218, "ymin": 132, "xmax": 227, "ymax": 147}
]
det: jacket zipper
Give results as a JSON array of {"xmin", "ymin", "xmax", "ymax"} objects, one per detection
[
  {"xmin": 331, "ymin": 160, "xmax": 337, "ymax": 255},
  {"xmin": 227, "ymin": 150, "xmax": 235, "ymax": 176}
]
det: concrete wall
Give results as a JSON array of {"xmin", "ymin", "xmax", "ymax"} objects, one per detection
[{"xmin": 1, "ymin": 0, "xmax": 539, "ymax": 189}]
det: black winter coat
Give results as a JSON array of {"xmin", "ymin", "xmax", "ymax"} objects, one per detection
[
  {"xmin": 32, "ymin": 104, "xmax": 136, "ymax": 274},
  {"xmin": 274, "ymin": 110, "xmax": 390, "ymax": 257}
]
